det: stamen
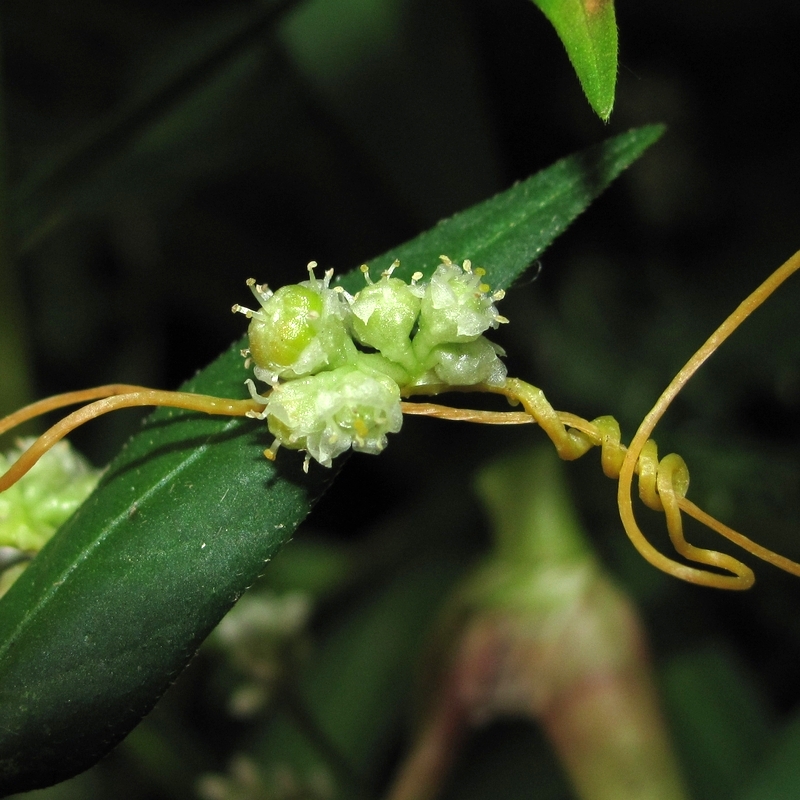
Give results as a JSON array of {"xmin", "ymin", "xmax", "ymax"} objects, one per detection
[
  {"xmin": 231, "ymin": 303, "xmax": 255, "ymax": 319},
  {"xmin": 244, "ymin": 379, "xmax": 270, "ymax": 407},
  {"xmin": 383, "ymin": 259, "xmax": 400, "ymax": 278},
  {"xmin": 335, "ymin": 285, "xmax": 355, "ymax": 304},
  {"xmin": 246, "ymin": 278, "xmax": 272, "ymax": 307}
]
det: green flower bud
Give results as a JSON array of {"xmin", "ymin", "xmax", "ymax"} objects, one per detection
[
  {"xmin": 234, "ymin": 265, "xmax": 356, "ymax": 385},
  {"xmin": 265, "ymin": 365, "xmax": 402, "ymax": 467},
  {"xmin": 247, "ymin": 284, "xmax": 323, "ymax": 373},
  {"xmin": 235, "ymin": 256, "xmax": 514, "ymax": 467},
  {"xmin": 354, "ymin": 351, "xmax": 413, "ymax": 389},
  {"xmin": 431, "ymin": 336, "xmax": 508, "ymax": 386},
  {"xmin": 350, "ymin": 264, "xmax": 423, "ymax": 372}
]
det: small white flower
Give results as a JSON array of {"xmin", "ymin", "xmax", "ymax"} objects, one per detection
[
  {"xmin": 265, "ymin": 366, "xmax": 403, "ymax": 467},
  {"xmin": 413, "ymin": 257, "xmax": 508, "ymax": 359}
]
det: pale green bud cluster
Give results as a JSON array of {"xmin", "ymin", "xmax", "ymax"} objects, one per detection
[
  {"xmin": 234, "ymin": 256, "xmax": 508, "ymax": 468},
  {"xmin": 0, "ymin": 438, "xmax": 101, "ymax": 599},
  {"xmin": 265, "ymin": 365, "xmax": 403, "ymax": 468}
]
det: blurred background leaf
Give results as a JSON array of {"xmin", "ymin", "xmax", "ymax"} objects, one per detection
[
  {"xmin": 661, "ymin": 645, "xmax": 774, "ymax": 800},
  {"xmin": 0, "ymin": 36, "xmax": 33, "ymax": 428},
  {"xmin": 741, "ymin": 711, "xmax": 800, "ymax": 800}
]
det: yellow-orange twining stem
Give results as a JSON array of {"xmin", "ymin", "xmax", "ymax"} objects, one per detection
[
  {"xmin": 680, "ymin": 497, "xmax": 800, "ymax": 578},
  {"xmin": 402, "ymin": 250, "xmax": 800, "ymax": 589},
  {"xmin": 400, "ymin": 401, "xmax": 535, "ymax": 425},
  {"xmin": 618, "ymin": 251, "xmax": 800, "ymax": 588},
  {"xmin": 0, "ymin": 385, "xmax": 144, "ymax": 437},
  {"xmin": 0, "ymin": 386, "xmax": 263, "ymax": 493}
]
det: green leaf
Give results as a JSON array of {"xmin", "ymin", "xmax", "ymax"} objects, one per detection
[
  {"xmin": 531, "ymin": 0, "xmax": 619, "ymax": 121},
  {"xmin": 662, "ymin": 645, "xmax": 774, "ymax": 800},
  {"xmin": 740, "ymin": 712, "xmax": 800, "ymax": 800},
  {"xmin": 0, "ymin": 125, "xmax": 662, "ymax": 794}
]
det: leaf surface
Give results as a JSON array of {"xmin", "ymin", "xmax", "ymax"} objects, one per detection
[
  {"xmin": 0, "ymin": 125, "xmax": 662, "ymax": 794},
  {"xmin": 531, "ymin": 0, "xmax": 618, "ymax": 121}
]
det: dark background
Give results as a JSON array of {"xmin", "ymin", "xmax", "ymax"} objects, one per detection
[{"xmin": 2, "ymin": 0, "xmax": 800, "ymax": 798}]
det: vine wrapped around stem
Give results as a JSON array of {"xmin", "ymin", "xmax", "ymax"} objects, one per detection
[
  {"xmin": 402, "ymin": 249, "xmax": 800, "ymax": 589},
  {"xmin": 402, "ymin": 380, "xmax": 763, "ymax": 589},
  {"xmin": 1, "ymin": 251, "xmax": 799, "ymax": 589}
]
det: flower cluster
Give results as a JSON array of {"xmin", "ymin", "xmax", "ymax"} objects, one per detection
[
  {"xmin": 0, "ymin": 438, "xmax": 101, "ymax": 553},
  {"xmin": 233, "ymin": 256, "xmax": 508, "ymax": 468}
]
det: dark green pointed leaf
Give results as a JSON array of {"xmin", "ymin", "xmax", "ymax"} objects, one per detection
[
  {"xmin": 0, "ymin": 125, "xmax": 662, "ymax": 794},
  {"xmin": 531, "ymin": 0, "xmax": 619, "ymax": 121}
]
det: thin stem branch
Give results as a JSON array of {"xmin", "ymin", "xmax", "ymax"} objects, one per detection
[{"xmin": 0, "ymin": 387, "xmax": 262, "ymax": 492}]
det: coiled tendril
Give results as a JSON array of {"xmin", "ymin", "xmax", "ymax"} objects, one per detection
[
  {"xmin": 402, "ymin": 250, "xmax": 800, "ymax": 589},
  {"xmin": 1, "ymin": 251, "xmax": 799, "ymax": 590},
  {"xmin": 402, "ymin": 384, "xmax": 757, "ymax": 589}
]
